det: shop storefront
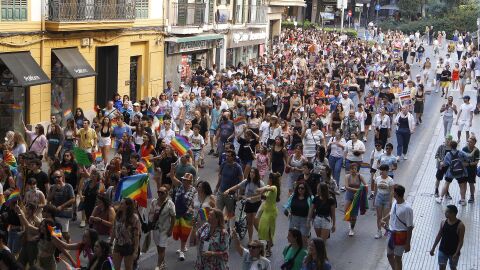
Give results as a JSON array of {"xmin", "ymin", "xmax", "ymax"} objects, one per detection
[
  {"xmin": 227, "ymin": 29, "xmax": 266, "ymax": 67},
  {"xmin": 51, "ymin": 48, "xmax": 96, "ymax": 126},
  {"xmin": 164, "ymin": 34, "xmax": 224, "ymax": 86},
  {"xmin": 0, "ymin": 52, "xmax": 50, "ymax": 138}
]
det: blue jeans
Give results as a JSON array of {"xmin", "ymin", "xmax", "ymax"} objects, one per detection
[
  {"xmin": 396, "ymin": 128, "xmax": 411, "ymax": 156},
  {"xmin": 328, "ymin": 155, "xmax": 343, "ymax": 186}
]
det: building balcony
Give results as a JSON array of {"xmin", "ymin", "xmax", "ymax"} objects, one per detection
[
  {"xmin": 247, "ymin": 5, "xmax": 266, "ymax": 24},
  {"xmin": 46, "ymin": 0, "xmax": 135, "ymax": 31},
  {"xmin": 233, "ymin": 5, "xmax": 267, "ymax": 25},
  {"xmin": 171, "ymin": 2, "xmax": 206, "ymax": 26},
  {"xmin": 268, "ymin": 0, "xmax": 306, "ymax": 7}
]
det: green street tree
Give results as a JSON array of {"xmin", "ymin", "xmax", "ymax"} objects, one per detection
[{"xmin": 398, "ymin": 0, "xmax": 421, "ymax": 20}]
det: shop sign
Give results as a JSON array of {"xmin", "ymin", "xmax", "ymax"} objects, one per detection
[
  {"xmin": 233, "ymin": 31, "xmax": 266, "ymax": 44},
  {"xmin": 179, "ymin": 40, "xmax": 209, "ymax": 53},
  {"xmin": 23, "ymin": 75, "xmax": 41, "ymax": 82}
]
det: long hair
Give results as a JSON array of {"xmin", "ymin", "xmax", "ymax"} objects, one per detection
[
  {"xmin": 247, "ymin": 167, "xmax": 262, "ymax": 187},
  {"xmin": 196, "ymin": 181, "xmax": 213, "ymax": 197},
  {"xmin": 293, "ymin": 182, "xmax": 312, "ymax": 199},
  {"xmin": 87, "ymin": 240, "xmax": 112, "ymax": 270},
  {"xmin": 304, "ymin": 238, "xmax": 328, "ymax": 270},
  {"xmin": 289, "ymin": 228, "xmax": 303, "ymax": 249},
  {"xmin": 269, "ymin": 172, "xmax": 281, "ymax": 202},
  {"xmin": 318, "ymin": 183, "xmax": 330, "ymax": 201}
]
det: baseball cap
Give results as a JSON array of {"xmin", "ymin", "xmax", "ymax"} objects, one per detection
[{"xmin": 133, "ymin": 102, "xmax": 140, "ymax": 106}]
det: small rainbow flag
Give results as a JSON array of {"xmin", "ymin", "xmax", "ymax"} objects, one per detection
[
  {"xmin": 10, "ymin": 104, "xmax": 22, "ymax": 111},
  {"xmin": 48, "ymin": 225, "xmax": 62, "ymax": 238},
  {"xmin": 62, "ymin": 166, "xmax": 72, "ymax": 175},
  {"xmin": 111, "ymin": 119, "xmax": 118, "ymax": 128},
  {"xmin": 3, "ymin": 151, "xmax": 17, "ymax": 174},
  {"xmin": 143, "ymin": 157, "xmax": 153, "ymax": 174},
  {"xmin": 233, "ymin": 116, "xmax": 246, "ymax": 126},
  {"xmin": 93, "ymin": 151, "xmax": 103, "ymax": 162},
  {"xmin": 170, "ymin": 135, "xmax": 192, "ymax": 156},
  {"xmin": 115, "ymin": 173, "xmax": 149, "ymax": 208},
  {"xmin": 63, "ymin": 109, "xmax": 73, "ymax": 118},
  {"xmin": 198, "ymin": 208, "xmax": 209, "ymax": 222},
  {"xmin": 5, "ymin": 188, "xmax": 20, "ymax": 205}
]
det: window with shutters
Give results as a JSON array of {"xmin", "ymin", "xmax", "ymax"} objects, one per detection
[
  {"xmin": 135, "ymin": 0, "xmax": 148, "ymax": 19},
  {"xmin": 1, "ymin": 0, "xmax": 27, "ymax": 21}
]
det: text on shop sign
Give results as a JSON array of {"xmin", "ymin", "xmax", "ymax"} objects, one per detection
[{"xmin": 233, "ymin": 32, "xmax": 266, "ymax": 44}]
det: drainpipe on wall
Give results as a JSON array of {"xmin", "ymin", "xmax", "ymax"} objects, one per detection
[{"xmin": 39, "ymin": 0, "xmax": 46, "ymax": 123}]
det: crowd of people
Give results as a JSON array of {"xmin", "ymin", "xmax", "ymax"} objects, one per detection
[{"xmin": 0, "ymin": 26, "xmax": 479, "ymax": 270}]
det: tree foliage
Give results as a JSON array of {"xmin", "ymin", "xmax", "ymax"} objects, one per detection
[{"xmin": 397, "ymin": 0, "xmax": 422, "ymax": 19}]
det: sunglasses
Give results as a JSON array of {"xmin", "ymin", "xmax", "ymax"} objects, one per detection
[
  {"xmin": 248, "ymin": 245, "xmax": 261, "ymax": 249},
  {"xmin": 157, "ymin": 190, "xmax": 166, "ymax": 195}
]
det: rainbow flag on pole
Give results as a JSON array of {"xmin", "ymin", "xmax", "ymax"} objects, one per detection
[
  {"xmin": 170, "ymin": 135, "xmax": 192, "ymax": 156},
  {"xmin": 344, "ymin": 185, "xmax": 368, "ymax": 221},
  {"xmin": 3, "ymin": 151, "xmax": 17, "ymax": 175},
  {"xmin": 143, "ymin": 157, "xmax": 153, "ymax": 174},
  {"xmin": 233, "ymin": 116, "xmax": 246, "ymax": 126},
  {"xmin": 115, "ymin": 174, "xmax": 149, "ymax": 208},
  {"xmin": 5, "ymin": 188, "xmax": 20, "ymax": 205}
]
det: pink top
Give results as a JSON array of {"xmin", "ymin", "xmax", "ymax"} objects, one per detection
[
  {"xmin": 255, "ymin": 153, "xmax": 270, "ymax": 177},
  {"xmin": 26, "ymin": 130, "xmax": 48, "ymax": 156}
]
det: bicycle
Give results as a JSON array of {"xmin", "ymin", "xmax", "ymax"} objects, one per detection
[{"xmin": 234, "ymin": 199, "xmax": 248, "ymax": 240}]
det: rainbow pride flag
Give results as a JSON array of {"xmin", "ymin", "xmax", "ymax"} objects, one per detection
[
  {"xmin": 3, "ymin": 151, "xmax": 17, "ymax": 175},
  {"xmin": 48, "ymin": 225, "xmax": 62, "ymax": 238},
  {"xmin": 198, "ymin": 207, "xmax": 209, "ymax": 222},
  {"xmin": 63, "ymin": 109, "xmax": 73, "ymax": 118},
  {"xmin": 5, "ymin": 188, "xmax": 20, "ymax": 205},
  {"xmin": 115, "ymin": 173, "xmax": 149, "ymax": 207},
  {"xmin": 170, "ymin": 135, "xmax": 192, "ymax": 156},
  {"xmin": 233, "ymin": 116, "xmax": 246, "ymax": 126},
  {"xmin": 143, "ymin": 157, "xmax": 153, "ymax": 174},
  {"xmin": 10, "ymin": 104, "xmax": 22, "ymax": 111},
  {"xmin": 93, "ymin": 151, "xmax": 103, "ymax": 162},
  {"xmin": 344, "ymin": 185, "xmax": 368, "ymax": 221}
]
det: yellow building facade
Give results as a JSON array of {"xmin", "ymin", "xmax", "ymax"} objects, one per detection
[{"xmin": 0, "ymin": 0, "xmax": 165, "ymax": 136}]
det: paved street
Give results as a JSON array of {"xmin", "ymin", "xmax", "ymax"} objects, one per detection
[{"xmin": 60, "ymin": 38, "xmax": 480, "ymax": 270}]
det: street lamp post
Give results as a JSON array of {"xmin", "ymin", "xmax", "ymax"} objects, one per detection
[{"xmin": 477, "ymin": 18, "xmax": 480, "ymax": 51}]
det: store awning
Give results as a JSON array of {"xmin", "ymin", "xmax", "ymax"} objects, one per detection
[
  {"xmin": 0, "ymin": 52, "xmax": 50, "ymax": 87},
  {"xmin": 52, "ymin": 48, "xmax": 96, "ymax": 79},
  {"xmin": 165, "ymin": 34, "xmax": 224, "ymax": 43}
]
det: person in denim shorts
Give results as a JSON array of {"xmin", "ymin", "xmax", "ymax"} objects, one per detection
[
  {"xmin": 372, "ymin": 164, "xmax": 394, "ymax": 239},
  {"xmin": 430, "ymin": 205, "xmax": 465, "ymax": 270}
]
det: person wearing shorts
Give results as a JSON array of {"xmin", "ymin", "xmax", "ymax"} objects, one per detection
[
  {"xmin": 385, "ymin": 185, "xmax": 413, "ymax": 270},
  {"xmin": 149, "ymin": 186, "xmax": 176, "ymax": 270},
  {"xmin": 455, "ymin": 95, "xmax": 474, "ymax": 142},
  {"xmin": 47, "ymin": 170, "xmax": 75, "ymax": 243},
  {"xmin": 430, "ymin": 205, "xmax": 465, "ymax": 270},
  {"xmin": 308, "ymin": 183, "xmax": 336, "ymax": 242},
  {"xmin": 462, "ymin": 136, "xmax": 479, "ymax": 203},
  {"xmin": 372, "ymin": 165, "xmax": 394, "ymax": 239}
]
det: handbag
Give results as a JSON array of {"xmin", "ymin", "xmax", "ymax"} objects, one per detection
[
  {"xmin": 280, "ymin": 245, "xmax": 303, "ymax": 270},
  {"xmin": 142, "ymin": 200, "xmax": 167, "ymax": 233}
]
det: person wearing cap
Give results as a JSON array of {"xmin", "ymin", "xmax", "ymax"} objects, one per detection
[
  {"xmin": 232, "ymin": 232, "xmax": 271, "ymax": 270},
  {"xmin": 339, "ymin": 91, "xmax": 354, "ymax": 112},
  {"xmin": 430, "ymin": 205, "xmax": 465, "ymax": 270},
  {"xmin": 455, "ymin": 95, "xmax": 474, "ymax": 142},
  {"xmin": 170, "ymin": 171, "xmax": 197, "ymax": 261}
]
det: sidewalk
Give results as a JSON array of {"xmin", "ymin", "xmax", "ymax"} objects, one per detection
[{"xmin": 393, "ymin": 87, "xmax": 479, "ymax": 270}]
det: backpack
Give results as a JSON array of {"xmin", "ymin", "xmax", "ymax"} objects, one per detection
[{"xmin": 450, "ymin": 151, "xmax": 464, "ymax": 178}]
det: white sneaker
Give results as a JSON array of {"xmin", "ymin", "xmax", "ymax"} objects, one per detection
[
  {"xmin": 179, "ymin": 251, "xmax": 185, "ymax": 261},
  {"xmin": 348, "ymin": 229, "xmax": 355, "ymax": 236},
  {"xmin": 459, "ymin": 200, "xmax": 466, "ymax": 206},
  {"xmin": 79, "ymin": 220, "xmax": 86, "ymax": 228},
  {"xmin": 403, "ymin": 154, "xmax": 408, "ymax": 160},
  {"xmin": 176, "ymin": 248, "xmax": 188, "ymax": 254},
  {"xmin": 340, "ymin": 186, "xmax": 346, "ymax": 192},
  {"xmin": 374, "ymin": 230, "xmax": 382, "ymax": 239},
  {"xmin": 435, "ymin": 197, "xmax": 443, "ymax": 204},
  {"xmin": 396, "ymin": 156, "xmax": 401, "ymax": 161}
]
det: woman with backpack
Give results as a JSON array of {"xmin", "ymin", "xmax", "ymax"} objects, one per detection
[{"xmin": 436, "ymin": 141, "xmax": 469, "ymax": 205}]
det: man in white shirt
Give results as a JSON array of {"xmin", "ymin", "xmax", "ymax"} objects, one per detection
[
  {"xmin": 384, "ymin": 184, "xmax": 414, "ymax": 270},
  {"xmin": 455, "ymin": 95, "xmax": 475, "ymax": 142},
  {"xmin": 158, "ymin": 120, "xmax": 176, "ymax": 145},
  {"xmin": 171, "ymin": 92, "xmax": 184, "ymax": 132},
  {"xmin": 340, "ymin": 91, "xmax": 354, "ymax": 112}
]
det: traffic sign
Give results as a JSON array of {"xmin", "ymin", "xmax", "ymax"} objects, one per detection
[
  {"xmin": 348, "ymin": 10, "xmax": 352, "ymax": 17},
  {"xmin": 375, "ymin": 4, "xmax": 381, "ymax": 11}
]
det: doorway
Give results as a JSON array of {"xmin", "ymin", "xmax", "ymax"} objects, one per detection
[
  {"xmin": 95, "ymin": 46, "xmax": 118, "ymax": 108},
  {"xmin": 129, "ymin": 56, "xmax": 139, "ymax": 102}
]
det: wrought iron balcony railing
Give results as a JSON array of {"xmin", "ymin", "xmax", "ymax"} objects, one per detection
[{"xmin": 48, "ymin": 0, "xmax": 135, "ymax": 22}]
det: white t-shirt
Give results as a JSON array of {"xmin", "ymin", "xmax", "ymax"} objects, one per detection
[
  {"xmin": 328, "ymin": 137, "xmax": 346, "ymax": 158},
  {"xmin": 370, "ymin": 149, "xmax": 385, "ymax": 170},
  {"xmin": 374, "ymin": 175, "xmax": 394, "ymax": 194},
  {"xmin": 389, "ymin": 200, "xmax": 414, "ymax": 231},
  {"xmin": 189, "ymin": 133, "xmax": 205, "ymax": 150},
  {"xmin": 345, "ymin": 139, "xmax": 366, "ymax": 161},
  {"xmin": 159, "ymin": 129, "xmax": 176, "ymax": 144},
  {"xmin": 171, "ymin": 100, "xmax": 184, "ymax": 119},
  {"xmin": 259, "ymin": 121, "xmax": 270, "ymax": 144},
  {"xmin": 458, "ymin": 103, "xmax": 475, "ymax": 122},
  {"xmin": 242, "ymin": 248, "xmax": 272, "ymax": 270}
]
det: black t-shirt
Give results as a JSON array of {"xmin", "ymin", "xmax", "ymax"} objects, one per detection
[
  {"xmin": 290, "ymin": 196, "xmax": 309, "ymax": 217},
  {"xmin": 27, "ymin": 170, "xmax": 50, "ymax": 195},
  {"xmin": 440, "ymin": 70, "xmax": 452, "ymax": 82},
  {"xmin": 313, "ymin": 196, "xmax": 335, "ymax": 217},
  {"xmin": 298, "ymin": 174, "xmax": 318, "ymax": 196}
]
